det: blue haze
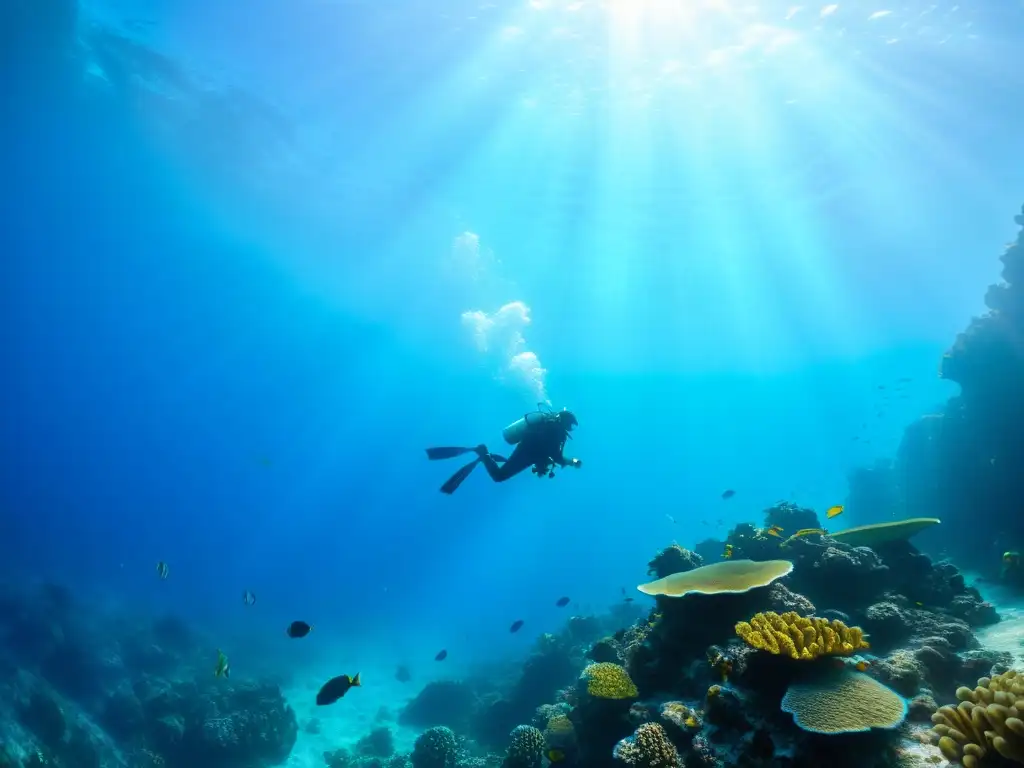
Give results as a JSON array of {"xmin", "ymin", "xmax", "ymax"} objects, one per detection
[{"xmin": 2, "ymin": 0, "xmax": 1023, "ymax": 681}]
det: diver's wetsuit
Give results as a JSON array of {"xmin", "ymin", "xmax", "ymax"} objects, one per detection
[{"xmin": 478, "ymin": 417, "xmax": 571, "ymax": 482}]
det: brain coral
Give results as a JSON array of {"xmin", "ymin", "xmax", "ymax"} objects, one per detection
[
  {"xmin": 735, "ymin": 611, "xmax": 869, "ymax": 660},
  {"xmin": 931, "ymin": 669, "xmax": 1024, "ymax": 767},
  {"xmin": 580, "ymin": 662, "xmax": 638, "ymax": 699},
  {"xmin": 782, "ymin": 669, "xmax": 907, "ymax": 734},
  {"xmin": 613, "ymin": 722, "xmax": 679, "ymax": 768},
  {"xmin": 636, "ymin": 559, "xmax": 793, "ymax": 597}
]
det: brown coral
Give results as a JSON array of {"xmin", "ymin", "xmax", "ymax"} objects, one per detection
[
  {"xmin": 931, "ymin": 669, "xmax": 1024, "ymax": 767},
  {"xmin": 614, "ymin": 722, "xmax": 679, "ymax": 768}
]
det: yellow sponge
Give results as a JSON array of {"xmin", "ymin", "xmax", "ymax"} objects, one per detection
[{"xmin": 735, "ymin": 611, "xmax": 869, "ymax": 660}]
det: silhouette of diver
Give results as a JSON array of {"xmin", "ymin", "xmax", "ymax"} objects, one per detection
[{"xmin": 426, "ymin": 407, "xmax": 582, "ymax": 494}]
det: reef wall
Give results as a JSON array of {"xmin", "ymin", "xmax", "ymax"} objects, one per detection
[{"xmin": 847, "ymin": 203, "xmax": 1024, "ymax": 571}]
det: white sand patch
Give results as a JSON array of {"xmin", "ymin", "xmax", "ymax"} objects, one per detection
[
  {"xmin": 968, "ymin": 571, "xmax": 1024, "ymax": 669},
  {"xmin": 283, "ymin": 664, "xmax": 426, "ymax": 767}
]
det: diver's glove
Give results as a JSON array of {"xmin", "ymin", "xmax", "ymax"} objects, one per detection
[{"xmin": 570, "ymin": 458, "xmax": 582, "ymax": 468}]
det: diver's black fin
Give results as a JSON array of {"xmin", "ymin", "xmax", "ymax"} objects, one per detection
[
  {"xmin": 440, "ymin": 459, "xmax": 480, "ymax": 494},
  {"xmin": 426, "ymin": 446, "xmax": 476, "ymax": 461}
]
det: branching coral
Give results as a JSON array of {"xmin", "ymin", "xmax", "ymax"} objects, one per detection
[
  {"xmin": 580, "ymin": 663, "xmax": 638, "ymax": 700},
  {"xmin": 735, "ymin": 611, "xmax": 869, "ymax": 660},
  {"xmin": 931, "ymin": 669, "xmax": 1024, "ymax": 767},
  {"xmin": 613, "ymin": 723, "xmax": 679, "ymax": 767},
  {"xmin": 781, "ymin": 669, "xmax": 907, "ymax": 734}
]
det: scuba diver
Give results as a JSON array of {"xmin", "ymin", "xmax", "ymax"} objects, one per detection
[{"xmin": 426, "ymin": 405, "xmax": 582, "ymax": 494}]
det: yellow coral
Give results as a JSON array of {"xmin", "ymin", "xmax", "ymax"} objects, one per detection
[
  {"xmin": 637, "ymin": 559, "xmax": 793, "ymax": 597},
  {"xmin": 782, "ymin": 669, "xmax": 906, "ymax": 734},
  {"xmin": 544, "ymin": 714, "xmax": 576, "ymax": 749},
  {"xmin": 581, "ymin": 662, "xmax": 639, "ymax": 699},
  {"xmin": 735, "ymin": 611, "xmax": 869, "ymax": 660},
  {"xmin": 931, "ymin": 669, "xmax": 1024, "ymax": 767}
]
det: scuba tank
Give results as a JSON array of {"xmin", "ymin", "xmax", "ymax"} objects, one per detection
[{"xmin": 502, "ymin": 410, "xmax": 551, "ymax": 445}]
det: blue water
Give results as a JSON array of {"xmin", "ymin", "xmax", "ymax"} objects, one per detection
[{"xmin": 2, "ymin": 0, "xmax": 1023, "ymax": 689}]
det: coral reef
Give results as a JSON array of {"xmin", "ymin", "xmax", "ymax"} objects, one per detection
[
  {"xmin": 931, "ymin": 669, "xmax": 1024, "ymax": 766},
  {"xmin": 501, "ymin": 725, "xmax": 544, "ymax": 768},
  {"xmin": 613, "ymin": 722, "xmax": 679, "ymax": 767},
  {"xmin": 735, "ymin": 611, "xmax": 869, "ymax": 659},
  {"xmin": 410, "ymin": 726, "xmax": 459, "ymax": 768},
  {"xmin": 781, "ymin": 669, "xmax": 908, "ymax": 734}
]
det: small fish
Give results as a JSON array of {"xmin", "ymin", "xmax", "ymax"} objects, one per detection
[
  {"xmin": 765, "ymin": 525, "xmax": 784, "ymax": 538},
  {"xmin": 621, "ymin": 586, "xmax": 626, "ymax": 595},
  {"xmin": 556, "ymin": 596, "xmax": 571, "ymax": 607},
  {"xmin": 242, "ymin": 590, "xmax": 256, "ymax": 606},
  {"xmin": 214, "ymin": 649, "xmax": 230, "ymax": 679},
  {"xmin": 854, "ymin": 660, "xmax": 870, "ymax": 672},
  {"xmin": 623, "ymin": 597, "xmax": 634, "ymax": 603},
  {"xmin": 722, "ymin": 544, "xmax": 734, "ymax": 559},
  {"xmin": 721, "ymin": 489, "xmax": 736, "ymax": 500},
  {"xmin": 825, "ymin": 505, "xmax": 844, "ymax": 519},
  {"xmin": 1003, "ymin": 551, "xmax": 1021, "ymax": 567},
  {"xmin": 315, "ymin": 672, "xmax": 361, "ymax": 706},
  {"xmin": 780, "ymin": 528, "xmax": 828, "ymax": 547},
  {"xmin": 435, "ymin": 649, "xmax": 448, "ymax": 661},
  {"xmin": 395, "ymin": 665, "xmax": 411, "ymax": 683},
  {"xmin": 510, "ymin": 620, "xmax": 524, "ymax": 633},
  {"xmin": 877, "ymin": 385, "xmax": 886, "ymax": 390},
  {"xmin": 666, "ymin": 514, "xmax": 676, "ymax": 524},
  {"xmin": 684, "ymin": 715, "xmax": 699, "ymax": 728},
  {"xmin": 547, "ymin": 749, "xmax": 566, "ymax": 764},
  {"xmin": 156, "ymin": 561, "xmax": 169, "ymax": 580},
  {"xmin": 914, "ymin": 601, "xmax": 924, "ymax": 607},
  {"xmin": 286, "ymin": 621, "xmax": 313, "ymax": 638}
]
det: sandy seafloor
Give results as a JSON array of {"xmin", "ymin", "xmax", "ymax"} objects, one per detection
[
  {"xmin": 275, "ymin": 573, "xmax": 1024, "ymax": 768},
  {"xmin": 281, "ymin": 659, "xmax": 429, "ymax": 767}
]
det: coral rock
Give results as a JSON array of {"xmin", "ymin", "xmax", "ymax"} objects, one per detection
[
  {"xmin": 614, "ymin": 722, "xmax": 679, "ymax": 767},
  {"xmin": 580, "ymin": 663, "xmax": 638, "ymax": 700}
]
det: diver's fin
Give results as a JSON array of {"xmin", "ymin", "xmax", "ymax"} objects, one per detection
[
  {"xmin": 426, "ymin": 446, "xmax": 476, "ymax": 461},
  {"xmin": 440, "ymin": 459, "xmax": 480, "ymax": 494}
]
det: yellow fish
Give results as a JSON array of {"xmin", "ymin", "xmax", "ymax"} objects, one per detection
[
  {"xmin": 547, "ymin": 749, "xmax": 565, "ymax": 763},
  {"xmin": 684, "ymin": 715, "xmax": 699, "ymax": 728},
  {"xmin": 765, "ymin": 525, "xmax": 784, "ymax": 538},
  {"xmin": 722, "ymin": 544, "xmax": 734, "ymax": 559},
  {"xmin": 214, "ymin": 649, "xmax": 230, "ymax": 679},
  {"xmin": 826, "ymin": 505, "xmax": 844, "ymax": 519},
  {"xmin": 780, "ymin": 528, "xmax": 827, "ymax": 547}
]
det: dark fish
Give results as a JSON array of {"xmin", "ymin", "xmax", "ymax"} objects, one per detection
[
  {"xmin": 623, "ymin": 597, "xmax": 634, "ymax": 603},
  {"xmin": 395, "ymin": 665, "xmax": 411, "ymax": 683},
  {"xmin": 721, "ymin": 489, "xmax": 736, "ymax": 500},
  {"xmin": 555, "ymin": 596, "xmax": 570, "ymax": 607},
  {"xmin": 156, "ymin": 561, "xmax": 169, "ymax": 580},
  {"xmin": 286, "ymin": 621, "xmax": 313, "ymax": 638},
  {"xmin": 510, "ymin": 620, "xmax": 524, "ymax": 633},
  {"xmin": 877, "ymin": 385, "xmax": 886, "ymax": 389},
  {"xmin": 315, "ymin": 672, "xmax": 361, "ymax": 705},
  {"xmin": 621, "ymin": 586, "xmax": 626, "ymax": 595},
  {"xmin": 435, "ymin": 649, "xmax": 448, "ymax": 661},
  {"xmin": 242, "ymin": 590, "xmax": 256, "ymax": 606}
]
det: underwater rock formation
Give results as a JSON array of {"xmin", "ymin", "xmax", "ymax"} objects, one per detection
[{"xmin": 888, "ymin": 203, "xmax": 1024, "ymax": 569}]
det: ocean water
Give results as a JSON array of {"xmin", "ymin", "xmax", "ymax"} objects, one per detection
[{"xmin": 3, "ymin": 1, "xmax": 1024, "ymax": 766}]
